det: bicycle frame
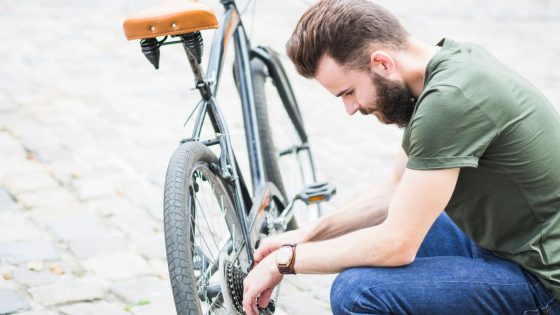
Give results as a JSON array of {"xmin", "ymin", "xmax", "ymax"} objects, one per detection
[{"xmin": 179, "ymin": 0, "xmax": 317, "ymax": 266}]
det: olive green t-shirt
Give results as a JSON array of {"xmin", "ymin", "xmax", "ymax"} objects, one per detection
[{"xmin": 402, "ymin": 38, "xmax": 560, "ymax": 298}]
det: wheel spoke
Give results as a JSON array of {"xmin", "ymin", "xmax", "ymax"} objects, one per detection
[{"xmin": 195, "ymin": 176, "xmax": 223, "ymax": 253}]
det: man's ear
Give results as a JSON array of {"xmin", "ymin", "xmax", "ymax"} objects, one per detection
[{"xmin": 369, "ymin": 51, "xmax": 396, "ymax": 77}]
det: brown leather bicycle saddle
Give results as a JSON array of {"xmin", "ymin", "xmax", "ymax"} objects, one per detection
[{"xmin": 123, "ymin": 0, "xmax": 219, "ymax": 40}]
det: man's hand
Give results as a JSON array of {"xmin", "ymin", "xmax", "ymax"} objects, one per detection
[
  {"xmin": 254, "ymin": 229, "xmax": 303, "ymax": 265},
  {"xmin": 243, "ymin": 251, "xmax": 283, "ymax": 315}
]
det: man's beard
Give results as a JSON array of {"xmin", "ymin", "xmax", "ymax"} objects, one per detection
[{"xmin": 363, "ymin": 72, "xmax": 416, "ymax": 128}]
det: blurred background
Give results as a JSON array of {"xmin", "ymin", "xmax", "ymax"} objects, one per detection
[{"xmin": 0, "ymin": 0, "xmax": 559, "ymax": 314}]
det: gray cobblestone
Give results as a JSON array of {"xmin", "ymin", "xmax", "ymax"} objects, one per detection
[
  {"xmin": 136, "ymin": 234, "xmax": 166, "ymax": 260},
  {"xmin": 12, "ymin": 311, "xmax": 56, "ymax": 315},
  {"xmin": 15, "ymin": 188, "xmax": 81, "ymax": 211},
  {"xmin": 28, "ymin": 278, "xmax": 105, "ymax": 306},
  {"xmin": 0, "ymin": 132, "xmax": 26, "ymax": 159},
  {"xmin": 0, "ymin": 92, "xmax": 17, "ymax": 113},
  {"xmin": 106, "ymin": 208, "xmax": 161, "ymax": 241},
  {"xmin": 13, "ymin": 267, "xmax": 59, "ymax": 287},
  {"xmin": 84, "ymin": 197, "xmax": 139, "ymax": 218},
  {"xmin": 110, "ymin": 276, "xmax": 172, "ymax": 305},
  {"xmin": 46, "ymin": 214, "xmax": 112, "ymax": 241},
  {"xmin": 68, "ymin": 235, "xmax": 129, "ymax": 259},
  {"xmin": 82, "ymin": 252, "xmax": 152, "ymax": 281},
  {"xmin": 58, "ymin": 301, "xmax": 129, "ymax": 315},
  {"xmin": 70, "ymin": 178, "xmax": 117, "ymax": 201},
  {"xmin": 2, "ymin": 172, "xmax": 60, "ymax": 199},
  {"xmin": 0, "ymin": 189, "xmax": 15, "ymax": 212},
  {"xmin": 0, "ymin": 288, "xmax": 31, "ymax": 314},
  {"xmin": 130, "ymin": 301, "xmax": 176, "ymax": 315},
  {"xmin": 0, "ymin": 240, "xmax": 59, "ymax": 264},
  {"xmin": 0, "ymin": 212, "xmax": 43, "ymax": 242}
]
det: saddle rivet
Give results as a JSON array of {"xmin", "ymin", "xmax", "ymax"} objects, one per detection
[
  {"xmin": 171, "ymin": 22, "xmax": 178, "ymax": 29},
  {"xmin": 149, "ymin": 25, "xmax": 156, "ymax": 32}
]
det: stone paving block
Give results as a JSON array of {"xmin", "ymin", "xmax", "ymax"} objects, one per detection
[
  {"xmin": 27, "ymin": 278, "xmax": 105, "ymax": 306},
  {"xmin": 58, "ymin": 301, "xmax": 129, "ymax": 315},
  {"xmin": 0, "ymin": 159, "xmax": 45, "ymax": 183},
  {"xmin": 46, "ymin": 213, "xmax": 110, "ymax": 241},
  {"xmin": 0, "ymin": 188, "xmax": 15, "ymax": 212},
  {"xmin": 82, "ymin": 252, "xmax": 153, "ymax": 281},
  {"xmin": 130, "ymin": 300, "xmax": 176, "ymax": 315},
  {"xmin": 70, "ymin": 177, "xmax": 116, "ymax": 201},
  {"xmin": 0, "ymin": 240, "xmax": 59, "ymax": 264},
  {"xmin": 116, "ymin": 181, "xmax": 163, "ymax": 221},
  {"xmin": 147, "ymin": 258, "xmax": 169, "ymax": 280},
  {"xmin": 13, "ymin": 267, "xmax": 59, "ymax": 287},
  {"xmin": 286, "ymin": 274, "xmax": 337, "ymax": 304},
  {"xmin": 15, "ymin": 188, "xmax": 81, "ymax": 211},
  {"xmin": 0, "ymin": 212, "xmax": 43, "ymax": 242},
  {"xmin": 106, "ymin": 207, "xmax": 161, "ymax": 241},
  {"xmin": 2, "ymin": 171, "xmax": 60, "ymax": 195},
  {"xmin": 0, "ymin": 91, "xmax": 17, "ymax": 112},
  {"xmin": 110, "ymin": 276, "xmax": 172, "ymax": 305},
  {"xmin": 27, "ymin": 205, "xmax": 87, "ymax": 228},
  {"xmin": 84, "ymin": 197, "xmax": 139, "ymax": 218},
  {"xmin": 0, "ymin": 132, "xmax": 26, "ymax": 159},
  {"xmin": 6, "ymin": 119, "xmax": 66, "ymax": 164},
  {"xmin": 0, "ymin": 288, "xmax": 31, "ymax": 314},
  {"xmin": 69, "ymin": 235, "xmax": 129, "ymax": 259},
  {"xmin": 11, "ymin": 311, "xmax": 57, "ymax": 315},
  {"xmin": 277, "ymin": 290, "xmax": 331, "ymax": 315},
  {"xmin": 136, "ymin": 234, "xmax": 165, "ymax": 260},
  {"xmin": 45, "ymin": 158, "xmax": 82, "ymax": 185}
]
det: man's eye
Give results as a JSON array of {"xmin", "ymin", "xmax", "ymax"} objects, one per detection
[{"xmin": 346, "ymin": 90, "xmax": 354, "ymax": 96}]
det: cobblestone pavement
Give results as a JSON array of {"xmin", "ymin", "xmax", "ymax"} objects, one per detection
[{"xmin": 1, "ymin": 0, "xmax": 559, "ymax": 314}]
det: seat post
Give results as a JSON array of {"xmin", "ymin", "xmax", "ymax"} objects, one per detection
[{"xmin": 181, "ymin": 32, "xmax": 212, "ymax": 100}]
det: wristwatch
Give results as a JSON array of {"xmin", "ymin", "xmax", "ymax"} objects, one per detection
[{"xmin": 276, "ymin": 244, "xmax": 297, "ymax": 274}]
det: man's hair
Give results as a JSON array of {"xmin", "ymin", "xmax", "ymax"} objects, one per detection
[{"xmin": 286, "ymin": 0, "xmax": 409, "ymax": 78}]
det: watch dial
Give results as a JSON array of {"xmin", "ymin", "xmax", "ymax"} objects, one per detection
[{"xmin": 277, "ymin": 248, "xmax": 291, "ymax": 264}]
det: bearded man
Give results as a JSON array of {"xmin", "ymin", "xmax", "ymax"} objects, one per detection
[{"xmin": 242, "ymin": 0, "xmax": 560, "ymax": 314}]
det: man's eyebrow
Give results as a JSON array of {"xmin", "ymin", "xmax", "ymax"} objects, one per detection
[{"xmin": 335, "ymin": 88, "xmax": 349, "ymax": 97}]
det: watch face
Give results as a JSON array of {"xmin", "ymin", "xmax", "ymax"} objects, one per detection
[{"xmin": 277, "ymin": 247, "xmax": 292, "ymax": 265}]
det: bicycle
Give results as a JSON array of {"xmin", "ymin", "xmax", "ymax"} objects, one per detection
[{"xmin": 123, "ymin": 1, "xmax": 336, "ymax": 314}]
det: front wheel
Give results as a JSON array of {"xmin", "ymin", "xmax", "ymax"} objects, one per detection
[
  {"xmin": 164, "ymin": 142, "xmax": 249, "ymax": 315},
  {"xmin": 251, "ymin": 56, "xmax": 320, "ymax": 227}
]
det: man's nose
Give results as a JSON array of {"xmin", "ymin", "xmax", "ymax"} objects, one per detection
[{"xmin": 343, "ymin": 100, "xmax": 360, "ymax": 115}]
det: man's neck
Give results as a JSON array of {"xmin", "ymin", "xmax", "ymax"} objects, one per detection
[{"xmin": 394, "ymin": 37, "xmax": 440, "ymax": 98}]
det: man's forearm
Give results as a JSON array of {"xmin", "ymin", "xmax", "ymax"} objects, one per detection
[
  {"xmin": 300, "ymin": 177, "xmax": 397, "ymax": 242},
  {"xmin": 294, "ymin": 221, "xmax": 414, "ymax": 274}
]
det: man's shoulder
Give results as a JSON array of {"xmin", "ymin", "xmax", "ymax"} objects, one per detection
[{"xmin": 413, "ymin": 84, "xmax": 476, "ymax": 122}]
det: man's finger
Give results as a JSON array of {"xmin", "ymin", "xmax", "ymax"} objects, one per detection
[
  {"xmin": 258, "ymin": 288, "xmax": 273, "ymax": 308},
  {"xmin": 243, "ymin": 290, "xmax": 257, "ymax": 315},
  {"xmin": 254, "ymin": 244, "xmax": 275, "ymax": 264}
]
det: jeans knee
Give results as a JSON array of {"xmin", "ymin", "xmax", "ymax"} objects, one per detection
[
  {"xmin": 331, "ymin": 267, "xmax": 401, "ymax": 314},
  {"xmin": 330, "ymin": 268, "xmax": 383, "ymax": 314},
  {"xmin": 330, "ymin": 269, "xmax": 355, "ymax": 314}
]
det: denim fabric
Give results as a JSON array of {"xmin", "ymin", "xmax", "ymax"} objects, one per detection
[{"xmin": 330, "ymin": 212, "xmax": 560, "ymax": 315}]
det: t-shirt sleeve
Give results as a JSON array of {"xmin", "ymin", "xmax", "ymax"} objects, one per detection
[{"xmin": 406, "ymin": 85, "xmax": 499, "ymax": 170}]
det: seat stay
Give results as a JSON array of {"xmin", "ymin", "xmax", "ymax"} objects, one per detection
[{"xmin": 207, "ymin": 4, "xmax": 241, "ymax": 96}]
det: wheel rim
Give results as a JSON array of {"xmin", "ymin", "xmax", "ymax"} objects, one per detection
[{"xmin": 187, "ymin": 162, "xmax": 240, "ymax": 314}]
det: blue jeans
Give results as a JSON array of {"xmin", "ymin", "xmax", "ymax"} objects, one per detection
[{"xmin": 330, "ymin": 212, "xmax": 560, "ymax": 314}]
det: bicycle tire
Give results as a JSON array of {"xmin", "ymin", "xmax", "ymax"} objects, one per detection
[
  {"xmin": 164, "ymin": 141, "xmax": 247, "ymax": 315},
  {"xmin": 251, "ymin": 57, "xmax": 313, "ymax": 229}
]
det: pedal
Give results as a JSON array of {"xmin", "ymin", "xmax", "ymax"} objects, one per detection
[{"xmin": 296, "ymin": 182, "xmax": 336, "ymax": 205}]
